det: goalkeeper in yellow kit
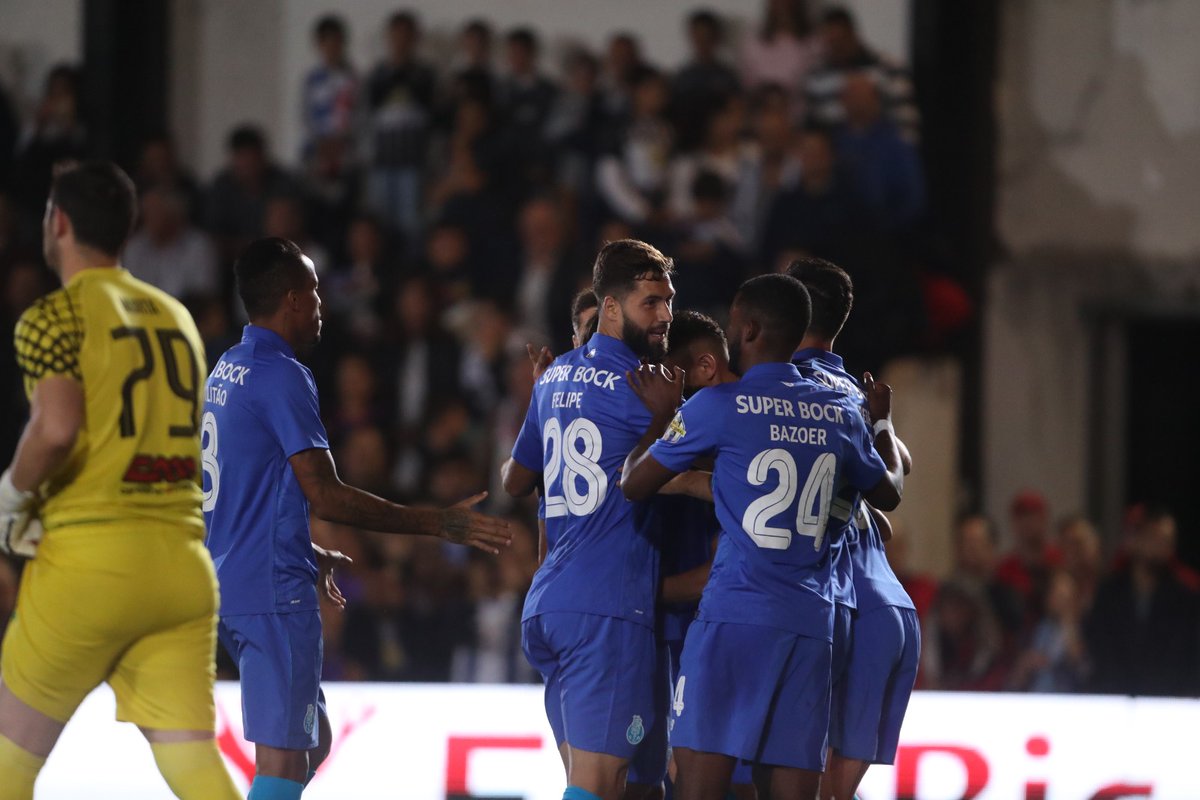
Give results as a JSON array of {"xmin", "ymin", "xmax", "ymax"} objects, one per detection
[{"xmin": 0, "ymin": 162, "xmax": 239, "ymax": 799}]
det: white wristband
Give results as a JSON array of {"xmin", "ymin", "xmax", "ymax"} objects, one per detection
[{"xmin": 873, "ymin": 418, "xmax": 894, "ymax": 437}]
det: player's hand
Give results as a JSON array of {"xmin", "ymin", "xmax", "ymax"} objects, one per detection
[
  {"xmin": 862, "ymin": 372, "xmax": 893, "ymax": 423},
  {"xmin": 314, "ymin": 544, "xmax": 353, "ymax": 611},
  {"xmin": 527, "ymin": 343, "xmax": 555, "ymax": 381},
  {"xmin": 439, "ymin": 492, "xmax": 513, "ymax": 555},
  {"xmin": 627, "ymin": 363, "xmax": 684, "ymax": 421},
  {"xmin": 0, "ymin": 469, "xmax": 43, "ymax": 559}
]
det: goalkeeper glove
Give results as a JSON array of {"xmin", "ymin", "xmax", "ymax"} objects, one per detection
[{"xmin": 0, "ymin": 469, "xmax": 43, "ymax": 558}]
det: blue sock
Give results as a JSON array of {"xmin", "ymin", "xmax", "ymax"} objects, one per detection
[
  {"xmin": 563, "ymin": 788, "xmax": 603, "ymax": 800},
  {"xmin": 247, "ymin": 775, "xmax": 305, "ymax": 800}
]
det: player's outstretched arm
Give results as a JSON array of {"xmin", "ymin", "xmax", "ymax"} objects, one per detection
[
  {"xmin": 861, "ymin": 372, "xmax": 904, "ymax": 511},
  {"xmin": 290, "ymin": 448, "xmax": 512, "ymax": 554},
  {"xmin": 621, "ymin": 364, "xmax": 685, "ymax": 501}
]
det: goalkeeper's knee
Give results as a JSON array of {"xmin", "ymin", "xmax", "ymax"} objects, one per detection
[{"xmin": 150, "ymin": 738, "xmax": 241, "ymax": 800}]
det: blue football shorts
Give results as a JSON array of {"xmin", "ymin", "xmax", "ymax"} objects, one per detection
[
  {"xmin": 830, "ymin": 605, "xmax": 920, "ymax": 764},
  {"xmin": 523, "ymin": 611, "xmax": 658, "ymax": 760},
  {"xmin": 218, "ymin": 610, "xmax": 325, "ymax": 750}
]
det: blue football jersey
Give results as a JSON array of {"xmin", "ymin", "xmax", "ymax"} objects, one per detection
[
  {"xmin": 202, "ymin": 325, "xmax": 329, "ymax": 616},
  {"xmin": 656, "ymin": 495, "xmax": 718, "ymax": 643},
  {"xmin": 793, "ymin": 348, "xmax": 912, "ymax": 614},
  {"xmin": 512, "ymin": 333, "xmax": 660, "ymax": 628},
  {"xmin": 648, "ymin": 362, "xmax": 886, "ymax": 641}
]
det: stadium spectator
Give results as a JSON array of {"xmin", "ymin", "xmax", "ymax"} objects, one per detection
[
  {"xmin": 740, "ymin": 0, "xmax": 819, "ymax": 105},
  {"xmin": 364, "ymin": 11, "xmax": 437, "ymax": 239},
  {"xmin": 512, "ymin": 197, "xmax": 586, "ymax": 351},
  {"xmin": 1010, "ymin": 570, "xmax": 1090, "ymax": 693},
  {"xmin": 449, "ymin": 19, "xmax": 496, "ymax": 103},
  {"xmin": 921, "ymin": 577, "xmax": 1005, "ymax": 691},
  {"xmin": 264, "ymin": 194, "xmax": 330, "ymax": 275},
  {"xmin": 671, "ymin": 10, "xmax": 742, "ymax": 150},
  {"xmin": 546, "ymin": 49, "xmax": 608, "ymax": 198},
  {"xmin": 123, "ymin": 185, "xmax": 219, "ymax": 299},
  {"xmin": 760, "ymin": 126, "xmax": 858, "ymax": 272},
  {"xmin": 134, "ymin": 133, "xmax": 203, "ymax": 224},
  {"xmin": 496, "ymin": 28, "xmax": 558, "ymax": 192},
  {"xmin": 832, "ymin": 72, "xmax": 925, "ymax": 234},
  {"xmin": 205, "ymin": 125, "xmax": 301, "ymax": 263},
  {"xmin": 951, "ymin": 513, "xmax": 1025, "ymax": 645},
  {"xmin": 671, "ymin": 171, "xmax": 747, "ymax": 321},
  {"xmin": 1086, "ymin": 506, "xmax": 1200, "ymax": 696},
  {"xmin": 997, "ymin": 490, "xmax": 1063, "ymax": 625},
  {"xmin": 884, "ymin": 522, "xmax": 939, "ymax": 623},
  {"xmin": 595, "ymin": 66, "xmax": 673, "ymax": 226},
  {"xmin": 300, "ymin": 14, "xmax": 359, "ymax": 165},
  {"xmin": 324, "ymin": 214, "xmax": 393, "ymax": 342},
  {"xmin": 1059, "ymin": 515, "xmax": 1103, "ymax": 614},
  {"xmin": 599, "ymin": 32, "xmax": 646, "ymax": 121},
  {"xmin": 9, "ymin": 65, "xmax": 89, "ymax": 220},
  {"xmin": 804, "ymin": 6, "xmax": 920, "ymax": 142}
]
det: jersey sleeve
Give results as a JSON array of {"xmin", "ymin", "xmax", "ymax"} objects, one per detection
[
  {"xmin": 265, "ymin": 362, "xmax": 330, "ymax": 458},
  {"xmin": 511, "ymin": 393, "xmax": 543, "ymax": 472},
  {"xmin": 840, "ymin": 402, "xmax": 888, "ymax": 492},
  {"xmin": 13, "ymin": 292, "xmax": 83, "ymax": 393},
  {"xmin": 647, "ymin": 388, "xmax": 722, "ymax": 473}
]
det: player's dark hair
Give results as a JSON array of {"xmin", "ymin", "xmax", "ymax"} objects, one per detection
[
  {"xmin": 786, "ymin": 256, "xmax": 853, "ymax": 340},
  {"xmin": 507, "ymin": 28, "xmax": 539, "ymax": 54},
  {"xmin": 732, "ymin": 274, "xmax": 811, "ymax": 352},
  {"xmin": 228, "ymin": 125, "xmax": 266, "ymax": 153},
  {"xmin": 50, "ymin": 160, "xmax": 137, "ymax": 258},
  {"xmin": 821, "ymin": 6, "xmax": 857, "ymax": 30},
  {"xmin": 314, "ymin": 14, "xmax": 346, "ymax": 41},
  {"xmin": 667, "ymin": 310, "xmax": 728, "ymax": 362},
  {"xmin": 235, "ymin": 237, "xmax": 311, "ymax": 319},
  {"xmin": 630, "ymin": 64, "xmax": 664, "ymax": 89},
  {"xmin": 570, "ymin": 289, "xmax": 599, "ymax": 331},
  {"xmin": 592, "ymin": 239, "xmax": 674, "ymax": 303}
]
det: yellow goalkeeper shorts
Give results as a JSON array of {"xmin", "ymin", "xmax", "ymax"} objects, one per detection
[{"xmin": 1, "ymin": 521, "xmax": 220, "ymax": 731}]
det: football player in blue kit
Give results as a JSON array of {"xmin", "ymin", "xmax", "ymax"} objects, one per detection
[
  {"xmin": 501, "ymin": 240, "xmax": 675, "ymax": 800},
  {"xmin": 655, "ymin": 311, "xmax": 757, "ymax": 800},
  {"xmin": 621, "ymin": 274, "xmax": 905, "ymax": 800},
  {"xmin": 788, "ymin": 258, "xmax": 919, "ymax": 800},
  {"xmin": 203, "ymin": 239, "xmax": 511, "ymax": 800}
]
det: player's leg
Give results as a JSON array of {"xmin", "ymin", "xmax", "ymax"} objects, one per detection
[
  {"xmin": 110, "ymin": 536, "xmax": 240, "ymax": 800},
  {"xmin": 521, "ymin": 615, "xmax": 570, "ymax": 775},
  {"xmin": 554, "ymin": 613, "xmax": 657, "ymax": 800},
  {"xmin": 625, "ymin": 639, "xmax": 671, "ymax": 800},
  {"xmin": 307, "ymin": 691, "xmax": 332, "ymax": 783},
  {"xmin": 825, "ymin": 606, "xmax": 915, "ymax": 800},
  {"xmin": 754, "ymin": 634, "xmax": 832, "ymax": 800},
  {"xmin": 0, "ymin": 535, "xmax": 138, "ymax": 799},
  {"xmin": 730, "ymin": 761, "xmax": 758, "ymax": 800},
  {"xmin": 821, "ymin": 604, "xmax": 856, "ymax": 800},
  {"xmin": 0, "ymin": 685, "xmax": 66, "ymax": 800},
  {"xmin": 217, "ymin": 610, "xmax": 324, "ymax": 799},
  {"xmin": 673, "ymin": 747, "xmax": 735, "ymax": 800}
]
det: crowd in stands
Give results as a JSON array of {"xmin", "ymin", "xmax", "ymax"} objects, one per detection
[{"xmin": 0, "ymin": 2, "xmax": 1193, "ymax": 695}]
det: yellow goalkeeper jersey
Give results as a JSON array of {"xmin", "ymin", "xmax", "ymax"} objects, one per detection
[{"xmin": 13, "ymin": 266, "xmax": 206, "ymax": 534}]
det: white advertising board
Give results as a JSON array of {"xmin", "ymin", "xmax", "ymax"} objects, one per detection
[{"xmin": 34, "ymin": 684, "xmax": 1199, "ymax": 799}]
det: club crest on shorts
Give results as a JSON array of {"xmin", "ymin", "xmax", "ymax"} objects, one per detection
[
  {"xmin": 303, "ymin": 703, "xmax": 316, "ymax": 735},
  {"xmin": 626, "ymin": 714, "xmax": 645, "ymax": 745}
]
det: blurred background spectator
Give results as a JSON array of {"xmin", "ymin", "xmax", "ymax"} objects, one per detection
[{"xmin": 0, "ymin": 1, "xmax": 1194, "ymax": 697}]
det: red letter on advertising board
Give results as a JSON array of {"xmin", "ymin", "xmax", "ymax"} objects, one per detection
[
  {"xmin": 1089, "ymin": 784, "xmax": 1153, "ymax": 800},
  {"xmin": 895, "ymin": 744, "xmax": 990, "ymax": 800},
  {"xmin": 445, "ymin": 735, "xmax": 543, "ymax": 796}
]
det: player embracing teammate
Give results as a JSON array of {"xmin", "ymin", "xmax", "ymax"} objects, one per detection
[{"xmin": 508, "ymin": 240, "xmax": 919, "ymax": 800}]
